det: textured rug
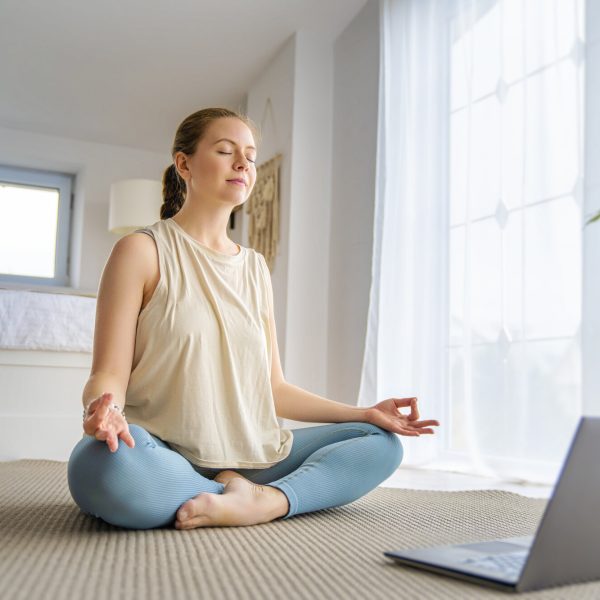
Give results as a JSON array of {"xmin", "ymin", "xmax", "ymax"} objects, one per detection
[{"xmin": 1, "ymin": 459, "xmax": 599, "ymax": 599}]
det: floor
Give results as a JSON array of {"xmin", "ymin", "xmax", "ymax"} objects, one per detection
[{"xmin": 382, "ymin": 467, "xmax": 553, "ymax": 499}]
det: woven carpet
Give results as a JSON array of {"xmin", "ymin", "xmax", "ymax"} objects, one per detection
[{"xmin": 1, "ymin": 460, "xmax": 599, "ymax": 599}]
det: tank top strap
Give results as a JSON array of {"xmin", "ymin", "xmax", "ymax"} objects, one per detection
[{"xmin": 133, "ymin": 227, "xmax": 155, "ymax": 240}]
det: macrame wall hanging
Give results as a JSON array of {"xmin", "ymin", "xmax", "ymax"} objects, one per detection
[
  {"xmin": 244, "ymin": 152, "xmax": 282, "ymax": 272},
  {"xmin": 231, "ymin": 95, "xmax": 280, "ymax": 271}
]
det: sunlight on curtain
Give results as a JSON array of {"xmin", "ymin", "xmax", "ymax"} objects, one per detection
[{"xmin": 359, "ymin": 0, "xmax": 585, "ymax": 484}]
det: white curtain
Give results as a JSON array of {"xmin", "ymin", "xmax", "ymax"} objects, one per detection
[{"xmin": 359, "ymin": 0, "xmax": 585, "ymax": 484}]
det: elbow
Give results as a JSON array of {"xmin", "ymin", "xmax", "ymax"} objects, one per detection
[{"xmin": 272, "ymin": 378, "xmax": 287, "ymax": 399}]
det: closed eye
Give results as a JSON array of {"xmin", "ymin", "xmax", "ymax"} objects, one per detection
[{"xmin": 218, "ymin": 151, "xmax": 255, "ymax": 164}]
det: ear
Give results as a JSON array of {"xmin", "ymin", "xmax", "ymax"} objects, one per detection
[{"xmin": 174, "ymin": 151, "xmax": 190, "ymax": 181}]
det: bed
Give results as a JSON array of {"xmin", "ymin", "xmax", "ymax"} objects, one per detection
[{"xmin": 0, "ymin": 288, "xmax": 95, "ymax": 462}]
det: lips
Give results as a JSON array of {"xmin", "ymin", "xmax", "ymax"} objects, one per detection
[{"xmin": 227, "ymin": 178, "xmax": 246, "ymax": 186}]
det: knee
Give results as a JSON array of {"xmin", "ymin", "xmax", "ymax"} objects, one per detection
[
  {"xmin": 126, "ymin": 423, "xmax": 157, "ymax": 446},
  {"xmin": 67, "ymin": 424, "xmax": 154, "ymax": 526},
  {"xmin": 364, "ymin": 424, "xmax": 403, "ymax": 472},
  {"xmin": 385, "ymin": 431, "xmax": 404, "ymax": 470},
  {"xmin": 68, "ymin": 424, "xmax": 150, "ymax": 474},
  {"xmin": 350, "ymin": 422, "xmax": 404, "ymax": 477}
]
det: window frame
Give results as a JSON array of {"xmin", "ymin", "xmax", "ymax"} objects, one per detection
[{"xmin": 0, "ymin": 164, "xmax": 74, "ymax": 287}]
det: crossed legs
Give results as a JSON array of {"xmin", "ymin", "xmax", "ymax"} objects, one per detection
[{"xmin": 67, "ymin": 421, "xmax": 403, "ymax": 530}]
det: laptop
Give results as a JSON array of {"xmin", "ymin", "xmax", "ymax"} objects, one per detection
[{"xmin": 384, "ymin": 416, "xmax": 600, "ymax": 593}]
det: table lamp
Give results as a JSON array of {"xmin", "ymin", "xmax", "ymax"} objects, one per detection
[{"xmin": 108, "ymin": 179, "xmax": 162, "ymax": 235}]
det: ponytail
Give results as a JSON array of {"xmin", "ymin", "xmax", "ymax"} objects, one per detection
[{"xmin": 160, "ymin": 164, "xmax": 185, "ymax": 219}]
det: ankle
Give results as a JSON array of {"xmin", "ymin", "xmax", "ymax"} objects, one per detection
[{"xmin": 266, "ymin": 485, "xmax": 290, "ymax": 519}]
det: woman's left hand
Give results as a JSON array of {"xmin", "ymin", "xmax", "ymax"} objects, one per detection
[{"xmin": 366, "ymin": 397, "xmax": 440, "ymax": 436}]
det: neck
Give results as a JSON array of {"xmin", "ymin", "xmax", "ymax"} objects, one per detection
[{"xmin": 171, "ymin": 198, "xmax": 237, "ymax": 251}]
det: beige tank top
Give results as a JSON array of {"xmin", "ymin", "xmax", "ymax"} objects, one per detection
[{"xmin": 124, "ymin": 218, "xmax": 293, "ymax": 468}]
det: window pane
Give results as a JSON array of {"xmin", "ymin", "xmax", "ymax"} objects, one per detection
[
  {"xmin": 472, "ymin": 2, "xmax": 501, "ymax": 100},
  {"xmin": 501, "ymin": 80, "xmax": 524, "ymax": 209},
  {"xmin": 449, "ymin": 226, "xmax": 465, "ymax": 345},
  {"xmin": 448, "ymin": 347, "xmax": 467, "ymax": 452},
  {"xmin": 525, "ymin": 61, "xmax": 579, "ymax": 202},
  {"xmin": 501, "ymin": 0, "xmax": 525, "ymax": 84},
  {"xmin": 450, "ymin": 28, "xmax": 471, "ymax": 110},
  {"xmin": 0, "ymin": 184, "xmax": 59, "ymax": 278},
  {"xmin": 523, "ymin": 197, "xmax": 581, "ymax": 339},
  {"xmin": 505, "ymin": 339, "xmax": 581, "ymax": 462},
  {"xmin": 470, "ymin": 218, "xmax": 502, "ymax": 343},
  {"xmin": 524, "ymin": 0, "xmax": 578, "ymax": 74},
  {"xmin": 503, "ymin": 208, "xmax": 523, "ymax": 341},
  {"xmin": 469, "ymin": 96, "xmax": 501, "ymax": 220},
  {"xmin": 450, "ymin": 109, "xmax": 468, "ymax": 226},
  {"xmin": 471, "ymin": 342, "xmax": 508, "ymax": 457},
  {"xmin": 470, "ymin": 338, "xmax": 580, "ymax": 464}
]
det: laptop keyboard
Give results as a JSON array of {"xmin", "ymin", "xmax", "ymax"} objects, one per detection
[{"xmin": 461, "ymin": 552, "xmax": 527, "ymax": 577}]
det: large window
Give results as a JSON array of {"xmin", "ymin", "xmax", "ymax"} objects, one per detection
[
  {"xmin": 0, "ymin": 165, "xmax": 74, "ymax": 287},
  {"xmin": 447, "ymin": 0, "xmax": 584, "ymax": 478}
]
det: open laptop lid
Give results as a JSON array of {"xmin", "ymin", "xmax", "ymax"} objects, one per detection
[{"xmin": 517, "ymin": 416, "xmax": 600, "ymax": 592}]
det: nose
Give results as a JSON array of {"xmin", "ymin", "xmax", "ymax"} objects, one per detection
[{"xmin": 233, "ymin": 154, "xmax": 250, "ymax": 170}]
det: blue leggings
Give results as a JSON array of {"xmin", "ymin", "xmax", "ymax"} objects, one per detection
[{"xmin": 67, "ymin": 421, "xmax": 403, "ymax": 530}]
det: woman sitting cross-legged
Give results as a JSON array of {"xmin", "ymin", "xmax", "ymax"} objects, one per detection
[{"xmin": 67, "ymin": 107, "xmax": 440, "ymax": 530}]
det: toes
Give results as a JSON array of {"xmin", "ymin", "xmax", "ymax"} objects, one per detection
[
  {"xmin": 177, "ymin": 499, "xmax": 197, "ymax": 521},
  {"xmin": 176, "ymin": 515, "xmax": 210, "ymax": 530},
  {"xmin": 177, "ymin": 505, "xmax": 190, "ymax": 520}
]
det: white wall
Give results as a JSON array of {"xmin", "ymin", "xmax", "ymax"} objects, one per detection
[
  {"xmin": 328, "ymin": 0, "xmax": 380, "ymax": 405},
  {"xmin": 285, "ymin": 29, "xmax": 334, "ymax": 397},
  {"xmin": 0, "ymin": 126, "xmax": 169, "ymax": 293},
  {"xmin": 246, "ymin": 30, "xmax": 336, "ymax": 431},
  {"xmin": 583, "ymin": 0, "xmax": 600, "ymax": 414},
  {"xmin": 245, "ymin": 36, "xmax": 296, "ymax": 368}
]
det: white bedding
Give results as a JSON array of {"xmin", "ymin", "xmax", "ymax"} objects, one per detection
[{"xmin": 0, "ymin": 289, "xmax": 96, "ymax": 352}]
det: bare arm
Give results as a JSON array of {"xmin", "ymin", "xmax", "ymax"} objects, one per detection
[
  {"xmin": 82, "ymin": 373, "xmax": 127, "ymax": 414},
  {"xmin": 273, "ymin": 381, "xmax": 370, "ymax": 423},
  {"xmin": 82, "ymin": 232, "xmax": 157, "ymax": 451}
]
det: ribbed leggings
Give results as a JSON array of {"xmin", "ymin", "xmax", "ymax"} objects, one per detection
[{"xmin": 67, "ymin": 421, "xmax": 403, "ymax": 530}]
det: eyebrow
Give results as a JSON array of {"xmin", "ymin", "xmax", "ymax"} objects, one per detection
[{"xmin": 213, "ymin": 138, "xmax": 256, "ymax": 151}]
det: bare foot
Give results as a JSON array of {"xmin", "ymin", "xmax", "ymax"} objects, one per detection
[{"xmin": 175, "ymin": 476, "xmax": 290, "ymax": 529}]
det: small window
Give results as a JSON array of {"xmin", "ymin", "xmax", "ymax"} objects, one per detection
[{"xmin": 0, "ymin": 165, "xmax": 74, "ymax": 287}]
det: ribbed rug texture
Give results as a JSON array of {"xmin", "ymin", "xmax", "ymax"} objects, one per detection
[{"xmin": 2, "ymin": 459, "xmax": 599, "ymax": 599}]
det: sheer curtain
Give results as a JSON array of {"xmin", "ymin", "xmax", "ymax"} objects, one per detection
[{"xmin": 358, "ymin": 0, "xmax": 585, "ymax": 484}]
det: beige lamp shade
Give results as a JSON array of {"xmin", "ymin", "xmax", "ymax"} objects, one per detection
[{"xmin": 109, "ymin": 179, "xmax": 162, "ymax": 234}]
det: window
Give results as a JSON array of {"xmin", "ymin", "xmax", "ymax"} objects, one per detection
[
  {"xmin": 0, "ymin": 165, "xmax": 74, "ymax": 287},
  {"xmin": 446, "ymin": 0, "xmax": 584, "ymax": 478}
]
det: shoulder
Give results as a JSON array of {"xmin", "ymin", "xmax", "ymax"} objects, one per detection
[
  {"xmin": 245, "ymin": 246, "xmax": 266, "ymax": 265},
  {"xmin": 246, "ymin": 248, "xmax": 270, "ymax": 274},
  {"xmin": 115, "ymin": 230, "xmax": 156, "ymax": 258},
  {"xmin": 109, "ymin": 228, "xmax": 160, "ymax": 279}
]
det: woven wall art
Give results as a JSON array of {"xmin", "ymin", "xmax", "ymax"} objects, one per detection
[{"xmin": 244, "ymin": 153, "xmax": 282, "ymax": 272}]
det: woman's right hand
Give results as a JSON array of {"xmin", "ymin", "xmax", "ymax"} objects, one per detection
[{"xmin": 83, "ymin": 392, "xmax": 135, "ymax": 453}]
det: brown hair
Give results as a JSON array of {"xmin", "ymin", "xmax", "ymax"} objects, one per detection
[{"xmin": 160, "ymin": 108, "xmax": 260, "ymax": 219}]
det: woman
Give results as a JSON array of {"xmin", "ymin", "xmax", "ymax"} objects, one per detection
[{"xmin": 67, "ymin": 107, "xmax": 440, "ymax": 530}]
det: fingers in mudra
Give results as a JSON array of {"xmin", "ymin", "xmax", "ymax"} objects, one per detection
[
  {"xmin": 391, "ymin": 397, "xmax": 420, "ymax": 418},
  {"xmin": 369, "ymin": 398, "xmax": 433, "ymax": 436},
  {"xmin": 398, "ymin": 419, "xmax": 439, "ymax": 435},
  {"xmin": 89, "ymin": 395, "xmax": 135, "ymax": 452}
]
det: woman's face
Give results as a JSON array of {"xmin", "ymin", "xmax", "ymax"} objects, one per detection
[{"xmin": 177, "ymin": 117, "xmax": 257, "ymax": 208}]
